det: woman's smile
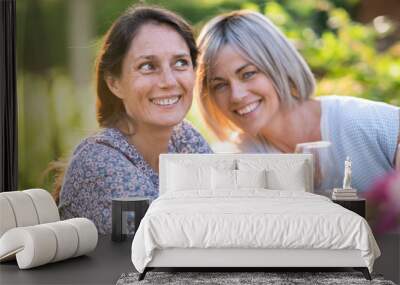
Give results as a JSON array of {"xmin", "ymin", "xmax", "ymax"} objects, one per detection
[
  {"xmin": 234, "ymin": 99, "xmax": 262, "ymax": 116},
  {"xmin": 150, "ymin": 95, "xmax": 182, "ymax": 107}
]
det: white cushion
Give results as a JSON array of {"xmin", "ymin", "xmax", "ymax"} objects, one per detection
[
  {"xmin": 42, "ymin": 221, "xmax": 79, "ymax": 262},
  {"xmin": 0, "ymin": 189, "xmax": 98, "ymax": 269},
  {"xmin": 24, "ymin": 189, "xmax": 60, "ymax": 223},
  {"xmin": 167, "ymin": 163, "xmax": 211, "ymax": 191},
  {"xmin": 0, "ymin": 218, "xmax": 98, "ymax": 269},
  {"xmin": 64, "ymin": 218, "xmax": 98, "ymax": 257},
  {"xmin": 0, "ymin": 192, "xmax": 39, "ymax": 227},
  {"xmin": 159, "ymin": 154, "xmax": 313, "ymax": 194},
  {"xmin": 211, "ymin": 168, "xmax": 237, "ymax": 190},
  {"xmin": 238, "ymin": 159, "xmax": 308, "ymax": 191},
  {"xmin": 0, "ymin": 189, "xmax": 60, "ymax": 237},
  {"xmin": 236, "ymin": 169, "xmax": 268, "ymax": 189},
  {"xmin": 0, "ymin": 196, "xmax": 16, "ymax": 237},
  {"xmin": 267, "ymin": 168, "xmax": 306, "ymax": 191},
  {"xmin": 0, "ymin": 226, "xmax": 57, "ymax": 269},
  {"xmin": 161, "ymin": 156, "xmax": 236, "ymax": 194}
]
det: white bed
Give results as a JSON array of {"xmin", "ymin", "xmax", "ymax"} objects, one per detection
[{"xmin": 131, "ymin": 154, "xmax": 380, "ymax": 280}]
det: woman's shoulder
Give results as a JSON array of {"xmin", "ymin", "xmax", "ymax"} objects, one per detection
[
  {"xmin": 71, "ymin": 128, "xmax": 134, "ymax": 158},
  {"xmin": 320, "ymin": 95, "xmax": 399, "ymax": 143},
  {"xmin": 67, "ymin": 128, "xmax": 139, "ymax": 172},
  {"xmin": 320, "ymin": 95, "xmax": 399, "ymax": 127},
  {"xmin": 320, "ymin": 95, "xmax": 399, "ymax": 114},
  {"xmin": 171, "ymin": 120, "xmax": 213, "ymax": 153},
  {"xmin": 62, "ymin": 128, "xmax": 147, "ymax": 194}
]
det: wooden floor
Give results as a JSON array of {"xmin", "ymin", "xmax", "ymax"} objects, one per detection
[
  {"xmin": 373, "ymin": 230, "xmax": 400, "ymax": 284},
  {"xmin": 0, "ymin": 232, "xmax": 398, "ymax": 284}
]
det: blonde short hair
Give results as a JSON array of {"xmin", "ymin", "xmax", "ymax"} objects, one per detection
[{"xmin": 195, "ymin": 10, "xmax": 316, "ymax": 141}]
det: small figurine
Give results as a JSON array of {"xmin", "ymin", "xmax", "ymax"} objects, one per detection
[{"xmin": 342, "ymin": 156, "xmax": 352, "ymax": 189}]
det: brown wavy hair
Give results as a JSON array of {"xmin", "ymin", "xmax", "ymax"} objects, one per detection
[{"xmin": 50, "ymin": 5, "xmax": 197, "ymax": 204}]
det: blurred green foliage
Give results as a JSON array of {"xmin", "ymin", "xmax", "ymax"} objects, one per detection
[
  {"xmin": 16, "ymin": 0, "xmax": 400, "ymax": 191},
  {"xmin": 258, "ymin": 0, "xmax": 400, "ymax": 105}
]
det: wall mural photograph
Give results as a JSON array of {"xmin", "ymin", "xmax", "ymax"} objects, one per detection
[{"xmin": 1, "ymin": 0, "xmax": 400, "ymax": 284}]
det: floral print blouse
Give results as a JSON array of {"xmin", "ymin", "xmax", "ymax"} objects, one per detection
[{"xmin": 59, "ymin": 121, "xmax": 212, "ymax": 234}]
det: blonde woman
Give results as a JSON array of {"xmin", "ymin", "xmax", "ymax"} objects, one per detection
[{"xmin": 196, "ymin": 10, "xmax": 400, "ymax": 193}]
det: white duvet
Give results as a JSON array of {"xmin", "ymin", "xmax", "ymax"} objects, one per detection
[{"xmin": 131, "ymin": 190, "xmax": 380, "ymax": 273}]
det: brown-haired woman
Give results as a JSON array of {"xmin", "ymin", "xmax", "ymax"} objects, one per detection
[{"xmin": 58, "ymin": 5, "xmax": 212, "ymax": 234}]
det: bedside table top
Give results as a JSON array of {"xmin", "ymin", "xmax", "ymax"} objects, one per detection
[
  {"xmin": 332, "ymin": 198, "xmax": 366, "ymax": 202},
  {"xmin": 112, "ymin": 197, "xmax": 150, "ymax": 202}
]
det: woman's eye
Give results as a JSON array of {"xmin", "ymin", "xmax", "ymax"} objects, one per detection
[
  {"xmin": 138, "ymin": 63, "xmax": 154, "ymax": 72},
  {"xmin": 212, "ymin": 82, "xmax": 227, "ymax": 92},
  {"xmin": 175, "ymin": 59, "xmax": 189, "ymax": 68},
  {"xmin": 242, "ymin": 71, "xmax": 256, "ymax": 80}
]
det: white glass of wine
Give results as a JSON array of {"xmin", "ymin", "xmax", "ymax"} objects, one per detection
[{"xmin": 295, "ymin": 141, "xmax": 340, "ymax": 197}]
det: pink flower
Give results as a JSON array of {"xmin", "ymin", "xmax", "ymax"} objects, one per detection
[{"xmin": 364, "ymin": 171, "xmax": 400, "ymax": 234}]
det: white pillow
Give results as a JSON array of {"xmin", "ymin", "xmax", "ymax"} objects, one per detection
[
  {"xmin": 236, "ymin": 169, "xmax": 268, "ymax": 189},
  {"xmin": 211, "ymin": 168, "xmax": 237, "ymax": 190},
  {"xmin": 167, "ymin": 163, "xmax": 211, "ymax": 191},
  {"xmin": 265, "ymin": 164, "xmax": 306, "ymax": 191},
  {"xmin": 238, "ymin": 159, "xmax": 308, "ymax": 191}
]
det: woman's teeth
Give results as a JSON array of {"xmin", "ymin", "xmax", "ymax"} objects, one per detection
[
  {"xmin": 151, "ymin": 96, "xmax": 180, "ymax": 106},
  {"xmin": 236, "ymin": 101, "xmax": 260, "ymax": 115}
]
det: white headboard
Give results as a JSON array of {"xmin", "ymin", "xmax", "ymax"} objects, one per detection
[{"xmin": 159, "ymin": 154, "xmax": 313, "ymax": 195}]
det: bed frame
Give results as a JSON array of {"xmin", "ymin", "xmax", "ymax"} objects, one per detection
[
  {"xmin": 138, "ymin": 154, "xmax": 372, "ymax": 281},
  {"xmin": 140, "ymin": 248, "xmax": 371, "ymax": 280}
]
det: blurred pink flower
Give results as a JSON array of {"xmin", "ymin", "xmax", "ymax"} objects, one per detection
[{"xmin": 364, "ymin": 170, "xmax": 400, "ymax": 234}]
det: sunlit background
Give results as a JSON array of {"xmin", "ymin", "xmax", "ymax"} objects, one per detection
[{"xmin": 16, "ymin": 0, "xmax": 400, "ymax": 193}]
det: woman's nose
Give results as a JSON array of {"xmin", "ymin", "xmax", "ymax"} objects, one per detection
[
  {"xmin": 230, "ymin": 82, "xmax": 246, "ymax": 103},
  {"xmin": 159, "ymin": 67, "xmax": 177, "ymax": 89}
]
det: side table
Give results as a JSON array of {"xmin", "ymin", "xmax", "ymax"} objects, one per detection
[
  {"xmin": 112, "ymin": 197, "xmax": 150, "ymax": 242},
  {"xmin": 332, "ymin": 198, "xmax": 366, "ymax": 218}
]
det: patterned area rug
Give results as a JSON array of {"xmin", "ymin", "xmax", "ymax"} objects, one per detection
[{"xmin": 116, "ymin": 271, "xmax": 396, "ymax": 285}]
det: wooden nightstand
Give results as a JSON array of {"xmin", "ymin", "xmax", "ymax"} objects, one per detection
[{"xmin": 332, "ymin": 198, "xmax": 366, "ymax": 218}]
